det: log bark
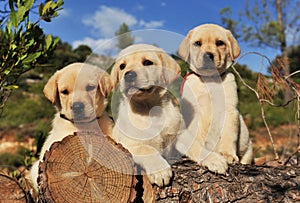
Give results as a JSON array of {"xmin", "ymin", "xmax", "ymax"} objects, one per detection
[
  {"xmin": 154, "ymin": 158, "xmax": 300, "ymax": 202},
  {"xmin": 0, "ymin": 173, "xmax": 32, "ymax": 203}
]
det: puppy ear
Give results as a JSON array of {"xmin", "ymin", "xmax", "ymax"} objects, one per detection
[
  {"xmin": 226, "ymin": 30, "xmax": 240, "ymax": 60},
  {"xmin": 158, "ymin": 52, "xmax": 181, "ymax": 84},
  {"xmin": 43, "ymin": 71, "xmax": 60, "ymax": 104},
  {"xmin": 98, "ymin": 71, "xmax": 113, "ymax": 98},
  {"xmin": 110, "ymin": 62, "xmax": 119, "ymax": 90},
  {"xmin": 178, "ymin": 30, "xmax": 193, "ymax": 61}
]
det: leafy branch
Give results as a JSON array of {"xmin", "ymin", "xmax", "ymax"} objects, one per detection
[{"xmin": 0, "ymin": 0, "xmax": 64, "ymax": 115}]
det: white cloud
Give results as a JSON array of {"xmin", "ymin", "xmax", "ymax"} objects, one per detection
[
  {"xmin": 82, "ymin": 6, "xmax": 137, "ymax": 38},
  {"xmin": 72, "ymin": 37, "xmax": 117, "ymax": 55},
  {"xmin": 74, "ymin": 6, "xmax": 166, "ymax": 53},
  {"xmin": 139, "ymin": 20, "xmax": 164, "ymax": 29}
]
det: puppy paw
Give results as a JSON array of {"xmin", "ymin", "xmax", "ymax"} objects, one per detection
[
  {"xmin": 221, "ymin": 153, "xmax": 239, "ymax": 164},
  {"xmin": 201, "ymin": 152, "xmax": 228, "ymax": 174},
  {"xmin": 147, "ymin": 166, "xmax": 173, "ymax": 187}
]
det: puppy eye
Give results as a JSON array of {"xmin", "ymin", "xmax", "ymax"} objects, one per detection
[
  {"xmin": 216, "ymin": 40, "xmax": 225, "ymax": 46},
  {"xmin": 86, "ymin": 85, "xmax": 96, "ymax": 92},
  {"xmin": 193, "ymin": 41, "xmax": 202, "ymax": 47},
  {"xmin": 61, "ymin": 89, "xmax": 69, "ymax": 95},
  {"xmin": 143, "ymin": 59, "xmax": 153, "ymax": 66},
  {"xmin": 120, "ymin": 63, "xmax": 126, "ymax": 70}
]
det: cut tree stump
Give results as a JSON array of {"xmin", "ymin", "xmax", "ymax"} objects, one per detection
[
  {"xmin": 37, "ymin": 132, "xmax": 153, "ymax": 203},
  {"xmin": 0, "ymin": 173, "xmax": 32, "ymax": 203}
]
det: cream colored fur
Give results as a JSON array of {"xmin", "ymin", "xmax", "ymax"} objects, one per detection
[{"xmin": 178, "ymin": 24, "xmax": 253, "ymax": 170}]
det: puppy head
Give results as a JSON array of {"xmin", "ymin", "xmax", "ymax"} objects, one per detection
[
  {"xmin": 178, "ymin": 24, "xmax": 240, "ymax": 76},
  {"xmin": 111, "ymin": 44, "xmax": 181, "ymax": 102},
  {"xmin": 44, "ymin": 63, "xmax": 112, "ymax": 123}
]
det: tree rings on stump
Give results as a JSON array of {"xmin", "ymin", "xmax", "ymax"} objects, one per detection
[{"xmin": 38, "ymin": 132, "xmax": 136, "ymax": 203}]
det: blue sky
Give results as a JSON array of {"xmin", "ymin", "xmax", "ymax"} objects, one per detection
[{"xmin": 39, "ymin": 0, "xmax": 282, "ymax": 74}]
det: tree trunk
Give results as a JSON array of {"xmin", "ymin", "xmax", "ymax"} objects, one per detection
[
  {"xmin": 0, "ymin": 173, "xmax": 33, "ymax": 203},
  {"xmin": 276, "ymin": 0, "xmax": 292, "ymax": 102}
]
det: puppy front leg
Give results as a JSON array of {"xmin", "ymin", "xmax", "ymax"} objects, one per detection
[
  {"xmin": 175, "ymin": 129, "xmax": 228, "ymax": 174},
  {"xmin": 130, "ymin": 145, "xmax": 172, "ymax": 187},
  {"xmin": 218, "ymin": 107, "xmax": 239, "ymax": 163}
]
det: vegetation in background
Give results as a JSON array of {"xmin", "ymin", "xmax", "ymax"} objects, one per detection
[{"xmin": 115, "ymin": 22, "xmax": 135, "ymax": 50}]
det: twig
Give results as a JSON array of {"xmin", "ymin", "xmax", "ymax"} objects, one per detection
[
  {"xmin": 260, "ymin": 97, "xmax": 296, "ymax": 107},
  {"xmin": 285, "ymin": 70, "xmax": 300, "ymax": 79},
  {"xmin": 231, "ymin": 64, "xmax": 279, "ymax": 160}
]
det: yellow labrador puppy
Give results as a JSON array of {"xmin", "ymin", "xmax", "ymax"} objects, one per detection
[
  {"xmin": 111, "ymin": 44, "xmax": 228, "ymax": 187},
  {"xmin": 30, "ymin": 63, "xmax": 113, "ymax": 190},
  {"xmin": 178, "ymin": 24, "xmax": 253, "ymax": 167}
]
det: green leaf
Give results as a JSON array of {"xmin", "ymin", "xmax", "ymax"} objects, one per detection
[
  {"xmin": 24, "ymin": 0, "xmax": 34, "ymax": 11},
  {"xmin": 38, "ymin": 3, "xmax": 44, "ymax": 16},
  {"xmin": 45, "ymin": 34, "xmax": 52, "ymax": 50},
  {"xmin": 10, "ymin": 44, "xmax": 17, "ymax": 50},
  {"xmin": 16, "ymin": 4, "xmax": 30, "ymax": 22},
  {"xmin": 25, "ymin": 39, "xmax": 35, "ymax": 48},
  {"xmin": 20, "ymin": 53, "xmax": 28, "ymax": 61},
  {"xmin": 42, "ymin": 1, "xmax": 53, "ymax": 16},
  {"xmin": 53, "ymin": 37, "xmax": 60, "ymax": 46},
  {"xmin": 9, "ymin": 11, "xmax": 18, "ymax": 28},
  {"xmin": 23, "ymin": 52, "xmax": 42, "ymax": 64},
  {"xmin": 3, "ymin": 69, "xmax": 11, "ymax": 75}
]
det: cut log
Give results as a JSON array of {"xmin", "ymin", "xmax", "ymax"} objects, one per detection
[
  {"xmin": 0, "ymin": 173, "xmax": 31, "ymax": 203},
  {"xmin": 38, "ymin": 132, "xmax": 139, "ymax": 203},
  {"xmin": 36, "ymin": 131, "xmax": 300, "ymax": 202},
  {"xmin": 155, "ymin": 158, "xmax": 300, "ymax": 202}
]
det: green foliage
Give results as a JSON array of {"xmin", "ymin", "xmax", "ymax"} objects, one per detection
[
  {"xmin": 219, "ymin": 7, "xmax": 240, "ymax": 39},
  {"xmin": 115, "ymin": 22, "xmax": 135, "ymax": 50},
  {"xmin": 0, "ymin": 82, "xmax": 55, "ymax": 128},
  {"xmin": 73, "ymin": 45, "xmax": 93, "ymax": 62},
  {"xmin": 0, "ymin": 146, "xmax": 31, "ymax": 170},
  {"xmin": 0, "ymin": 0, "xmax": 64, "ymax": 113}
]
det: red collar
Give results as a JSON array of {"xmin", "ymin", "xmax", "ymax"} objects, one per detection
[{"xmin": 180, "ymin": 72, "xmax": 196, "ymax": 95}]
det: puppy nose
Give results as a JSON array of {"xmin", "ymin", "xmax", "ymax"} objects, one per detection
[
  {"xmin": 72, "ymin": 102, "xmax": 85, "ymax": 114},
  {"xmin": 206, "ymin": 52, "xmax": 214, "ymax": 61},
  {"xmin": 124, "ymin": 71, "xmax": 137, "ymax": 83}
]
